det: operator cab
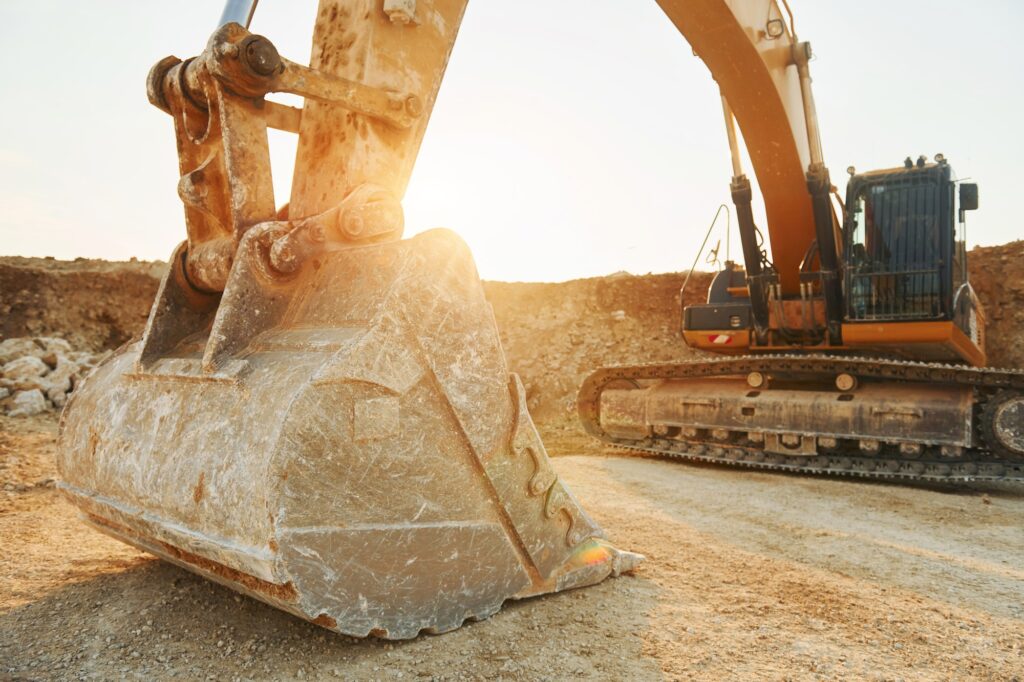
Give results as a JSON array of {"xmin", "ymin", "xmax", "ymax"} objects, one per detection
[
  {"xmin": 842, "ymin": 156, "xmax": 980, "ymax": 345},
  {"xmin": 681, "ymin": 155, "xmax": 986, "ymax": 366}
]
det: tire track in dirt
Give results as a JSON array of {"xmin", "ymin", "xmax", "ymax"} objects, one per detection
[{"xmin": 558, "ymin": 455, "xmax": 1024, "ymax": 680}]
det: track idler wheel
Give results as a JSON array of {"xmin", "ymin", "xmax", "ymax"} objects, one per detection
[{"xmin": 980, "ymin": 390, "xmax": 1024, "ymax": 460}]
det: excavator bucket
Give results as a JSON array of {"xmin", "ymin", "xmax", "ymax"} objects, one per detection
[
  {"xmin": 56, "ymin": 3, "xmax": 640, "ymax": 637},
  {"xmin": 58, "ymin": 228, "xmax": 641, "ymax": 638}
]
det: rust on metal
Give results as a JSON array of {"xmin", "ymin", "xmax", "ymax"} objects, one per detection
[
  {"xmin": 154, "ymin": 542, "xmax": 300, "ymax": 604},
  {"xmin": 83, "ymin": 512, "xmax": 299, "ymax": 602},
  {"xmin": 58, "ymin": 0, "xmax": 644, "ymax": 640},
  {"xmin": 61, "ymin": 229, "xmax": 643, "ymax": 638},
  {"xmin": 192, "ymin": 472, "xmax": 205, "ymax": 504},
  {"xmin": 312, "ymin": 614, "xmax": 338, "ymax": 629}
]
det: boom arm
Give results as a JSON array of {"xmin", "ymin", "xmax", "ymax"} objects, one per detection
[
  {"xmin": 657, "ymin": 0, "xmax": 820, "ymax": 293},
  {"xmin": 288, "ymin": 0, "xmax": 825, "ymax": 294},
  {"xmin": 150, "ymin": 0, "xmax": 829, "ymax": 299}
]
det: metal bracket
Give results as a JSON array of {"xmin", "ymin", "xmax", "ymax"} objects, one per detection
[
  {"xmin": 276, "ymin": 57, "xmax": 421, "ymax": 129},
  {"xmin": 383, "ymin": 0, "xmax": 416, "ymax": 25}
]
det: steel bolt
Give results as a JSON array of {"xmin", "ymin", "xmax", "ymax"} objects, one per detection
[
  {"xmin": 146, "ymin": 56, "xmax": 183, "ymax": 114},
  {"xmin": 269, "ymin": 238, "xmax": 299, "ymax": 274},
  {"xmin": 343, "ymin": 214, "xmax": 365, "ymax": 238},
  {"xmin": 404, "ymin": 96, "xmax": 423, "ymax": 117},
  {"xmin": 384, "ymin": 0, "xmax": 416, "ymax": 24},
  {"xmin": 242, "ymin": 36, "xmax": 282, "ymax": 77}
]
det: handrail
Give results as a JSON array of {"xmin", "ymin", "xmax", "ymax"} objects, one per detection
[
  {"xmin": 780, "ymin": 0, "xmax": 796, "ymax": 38},
  {"xmin": 681, "ymin": 204, "xmax": 730, "ymax": 302}
]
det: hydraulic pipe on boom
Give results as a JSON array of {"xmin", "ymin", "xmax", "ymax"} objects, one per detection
[
  {"xmin": 792, "ymin": 39, "xmax": 844, "ymax": 343},
  {"xmin": 720, "ymin": 96, "xmax": 770, "ymax": 340}
]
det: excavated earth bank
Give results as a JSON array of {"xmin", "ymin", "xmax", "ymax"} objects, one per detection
[{"xmin": 1, "ymin": 244, "xmax": 1023, "ymax": 679}]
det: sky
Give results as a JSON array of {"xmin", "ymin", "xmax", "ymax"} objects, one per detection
[{"xmin": 0, "ymin": 1, "xmax": 1021, "ymax": 282}]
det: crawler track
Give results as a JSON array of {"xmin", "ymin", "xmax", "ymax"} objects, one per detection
[{"xmin": 578, "ymin": 355, "xmax": 1024, "ymax": 483}]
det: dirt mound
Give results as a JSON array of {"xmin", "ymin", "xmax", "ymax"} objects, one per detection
[
  {"xmin": 0, "ymin": 257, "xmax": 164, "ymax": 353},
  {"xmin": 963, "ymin": 240, "xmax": 1024, "ymax": 369},
  {"xmin": 0, "ymin": 256, "xmax": 715, "ymax": 423},
  {"xmin": 485, "ymin": 271, "xmax": 714, "ymax": 421},
  {"xmin": 487, "ymin": 241, "xmax": 1024, "ymax": 422},
  {"xmin": 1, "ymin": 242, "xmax": 1021, "ymax": 421}
]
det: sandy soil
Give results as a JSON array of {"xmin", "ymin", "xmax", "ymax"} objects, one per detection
[
  {"xmin": 0, "ymin": 258, "xmax": 161, "ymax": 353},
  {"xmin": 2, "ymin": 414, "xmax": 1022, "ymax": 681},
  {"xmin": 3, "ymin": 241, "xmax": 1022, "ymax": 413},
  {"xmin": 2, "ymin": 245, "xmax": 1023, "ymax": 679}
]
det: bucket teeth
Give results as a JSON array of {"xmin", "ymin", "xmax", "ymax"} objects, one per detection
[{"xmin": 58, "ymin": 229, "xmax": 641, "ymax": 639}]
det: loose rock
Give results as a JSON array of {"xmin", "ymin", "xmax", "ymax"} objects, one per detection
[
  {"xmin": 2, "ymin": 355, "xmax": 49, "ymax": 383},
  {"xmin": 0, "ymin": 337, "xmax": 98, "ymax": 415},
  {"xmin": 40, "ymin": 359, "xmax": 77, "ymax": 407},
  {"xmin": 9, "ymin": 388, "xmax": 48, "ymax": 417},
  {"xmin": 0, "ymin": 338, "xmax": 44, "ymax": 365}
]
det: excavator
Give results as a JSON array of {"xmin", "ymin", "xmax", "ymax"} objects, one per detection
[
  {"xmin": 577, "ymin": 4, "xmax": 1024, "ymax": 483},
  {"xmin": 56, "ymin": 0, "xmax": 1021, "ymax": 642}
]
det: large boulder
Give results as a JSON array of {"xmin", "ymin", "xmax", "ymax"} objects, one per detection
[
  {"xmin": 0, "ymin": 337, "xmax": 72, "ymax": 366},
  {"xmin": 8, "ymin": 388, "xmax": 47, "ymax": 417},
  {"xmin": 0, "ymin": 333, "xmax": 73, "ymax": 360},
  {"xmin": 40, "ymin": 358, "xmax": 79, "ymax": 408},
  {"xmin": 0, "ymin": 338, "xmax": 42, "ymax": 365},
  {"xmin": 2, "ymin": 355, "xmax": 49, "ymax": 383}
]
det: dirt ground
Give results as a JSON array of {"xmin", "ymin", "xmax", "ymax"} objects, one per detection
[
  {"xmin": 2, "ymin": 246, "xmax": 1024, "ymax": 680},
  {"xmin": 0, "ymin": 257, "xmax": 161, "ymax": 353},
  {"xmin": 3, "ymin": 241, "xmax": 1022, "ymax": 413},
  {"xmin": 2, "ymin": 414, "xmax": 1022, "ymax": 680}
]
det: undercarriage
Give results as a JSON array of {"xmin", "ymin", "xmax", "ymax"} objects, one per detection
[{"xmin": 578, "ymin": 355, "xmax": 1024, "ymax": 483}]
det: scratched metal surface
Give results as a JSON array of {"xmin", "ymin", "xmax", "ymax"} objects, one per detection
[{"xmin": 58, "ymin": 230, "xmax": 641, "ymax": 639}]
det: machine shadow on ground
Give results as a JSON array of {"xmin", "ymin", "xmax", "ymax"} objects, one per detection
[
  {"xmin": 634, "ymin": 449, "xmax": 1024, "ymax": 499},
  {"xmin": 0, "ymin": 533, "xmax": 662, "ymax": 680}
]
